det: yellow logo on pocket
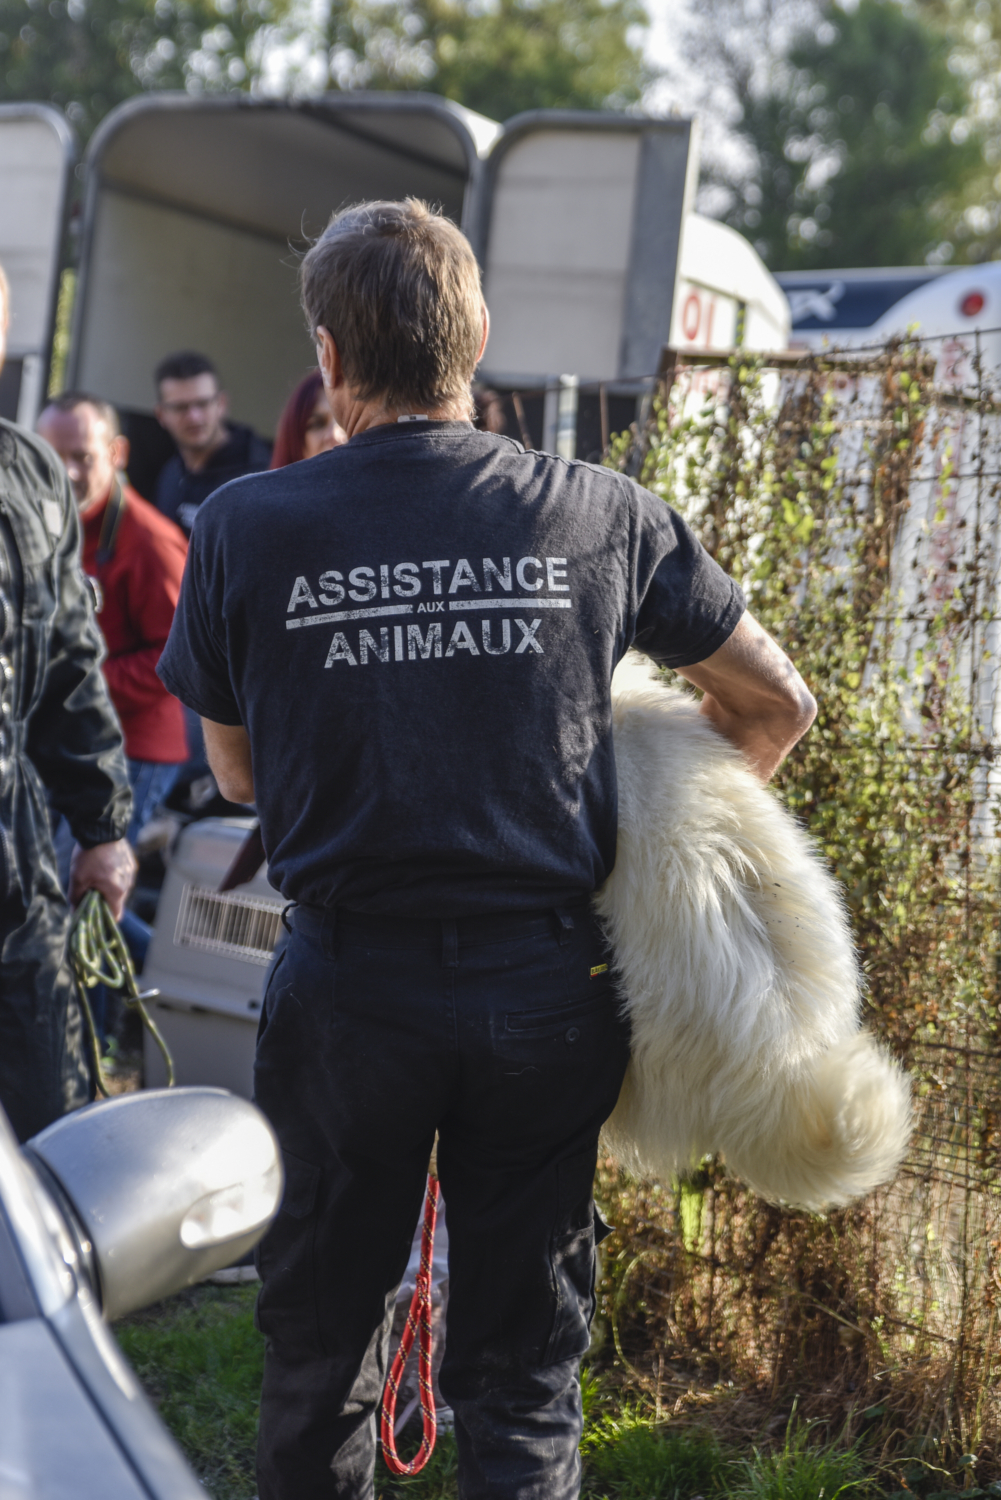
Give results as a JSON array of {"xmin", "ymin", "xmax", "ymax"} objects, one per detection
[{"xmin": 590, "ymin": 963, "xmax": 609, "ymax": 978}]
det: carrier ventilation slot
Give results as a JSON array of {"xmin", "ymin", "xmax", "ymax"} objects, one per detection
[{"xmin": 174, "ymin": 884, "xmax": 284, "ymax": 966}]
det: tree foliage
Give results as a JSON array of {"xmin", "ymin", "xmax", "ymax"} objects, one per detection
[
  {"xmin": 0, "ymin": 0, "xmax": 651, "ymax": 143},
  {"xmin": 682, "ymin": 0, "xmax": 983, "ymax": 270},
  {"xmin": 909, "ymin": 0, "xmax": 1001, "ymax": 263},
  {"xmin": 320, "ymin": 0, "xmax": 651, "ymax": 120},
  {"xmin": 0, "ymin": 0, "xmax": 275, "ymax": 140}
]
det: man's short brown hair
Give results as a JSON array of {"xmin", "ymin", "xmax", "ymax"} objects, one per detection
[
  {"xmin": 45, "ymin": 390, "xmax": 121, "ymax": 438},
  {"xmin": 154, "ymin": 350, "xmax": 219, "ymax": 391},
  {"xmin": 300, "ymin": 199, "xmax": 483, "ymax": 413}
]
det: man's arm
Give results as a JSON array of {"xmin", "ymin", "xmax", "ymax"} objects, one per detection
[
  {"xmin": 677, "ymin": 610, "xmax": 816, "ymax": 782},
  {"xmin": 26, "ymin": 470, "xmax": 134, "ymax": 841},
  {"xmin": 21, "ymin": 455, "xmax": 135, "ymax": 916},
  {"xmin": 203, "ymin": 719, "xmax": 255, "ymax": 804}
]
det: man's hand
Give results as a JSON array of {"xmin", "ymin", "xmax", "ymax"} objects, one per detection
[
  {"xmin": 678, "ymin": 610, "xmax": 817, "ymax": 782},
  {"xmin": 202, "ymin": 719, "xmax": 255, "ymax": 805},
  {"xmin": 70, "ymin": 839, "xmax": 137, "ymax": 922}
]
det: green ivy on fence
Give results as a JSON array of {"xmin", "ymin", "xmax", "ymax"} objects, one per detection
[{"xmin": 598, "ymin": 340, "xmax": 1001, "ymax": 1468}]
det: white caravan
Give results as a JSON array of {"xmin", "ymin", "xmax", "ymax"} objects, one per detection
[{"xmin": 0, "ymin": 104, "xmax": 73, "ymax": 426}]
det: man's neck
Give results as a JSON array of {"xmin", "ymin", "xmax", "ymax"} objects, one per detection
[
  {"xmin": 79, "ymin": 477, "xmax": 117, "ymax": 520},
  {"xmin": 180, "ymin": 424, "xmax": 230, "ymax": 473},
  {"xmin": 338, "ymin": 395, "xmax": 470, "ymax": 440}
]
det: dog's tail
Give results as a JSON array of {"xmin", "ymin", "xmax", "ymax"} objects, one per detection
[
  {"xmin": 719, "ymin": 1030, "xmax": 912, "ymax": 1211},
  {"xmin": 604, "ymin": 1029, "xmax": 911, "ymax": 1211}
]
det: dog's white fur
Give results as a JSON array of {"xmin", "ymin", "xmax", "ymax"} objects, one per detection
[{"xmin": 597, "ymin": 654, "xmax": 911, "ymax": 1211}]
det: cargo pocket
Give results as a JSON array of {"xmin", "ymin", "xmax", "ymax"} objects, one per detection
[
  {"xmin": 544, "ymin": 1148, "xmax": 601, "ymax": 1366},
  {"xmin": 254, "ymin": 1149, "xmax": 322, "ymax": 1358}
]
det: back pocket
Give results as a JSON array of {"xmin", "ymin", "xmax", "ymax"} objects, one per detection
[{"xmin": 506, "ymin": 993, "xmax": 609, "ymax": 1033}]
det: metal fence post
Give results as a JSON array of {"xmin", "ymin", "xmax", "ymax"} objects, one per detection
[{"xmin": 542, "ymin": 374, "xmax": 579, "ymax": 458}]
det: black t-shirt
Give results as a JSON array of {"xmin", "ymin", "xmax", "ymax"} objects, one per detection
[
  {"xmin": 158, "ymin": 421, "xmax": 744, "ymax": 916},
  {"xmin": 155, "ymin": 422, "xmax": 271, "ymax": 537}
]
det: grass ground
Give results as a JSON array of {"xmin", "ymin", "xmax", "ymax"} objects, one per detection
[
  {"xmin": 116, "ymin": 1285, "xmax": 264, "ymax": 1500},
  {"xmin": 113, "ymin": 1285, "xmax": 981, "ymax": 1500}
]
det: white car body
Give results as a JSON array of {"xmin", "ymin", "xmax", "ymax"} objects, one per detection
[{"xmin": 778, "ymin": 262, "xmax": 1001, "ymax": 389}]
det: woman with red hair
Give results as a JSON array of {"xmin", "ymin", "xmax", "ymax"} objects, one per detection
[{"xmin": 270, "ymin": 370, "xmax": 346, "ymax": 468}]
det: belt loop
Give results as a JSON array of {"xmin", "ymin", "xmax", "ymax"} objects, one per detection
[
  {"xmin": 280, "ymin": 902, "xmax": 296, "ymax": 935},
  {"xmin": 554, "ymin": 907, "xmax": 575, "ymax": 946},
  {"xmin": 441, "ymin": 918, "xmax": 458, "ymax": 969}
]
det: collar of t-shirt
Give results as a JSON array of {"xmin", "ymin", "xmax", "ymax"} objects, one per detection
[{"xmin": 346, "ymin": 419, "xmax": 475, "ymax": 448}]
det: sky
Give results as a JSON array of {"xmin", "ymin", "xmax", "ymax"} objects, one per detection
[
  {"xmin": 642, "ymin": 0, "xmax": 693, "ymax": 115},
  {"xmin": 638, "ymin": 0, "xmax": 746, "ymax": 208}
]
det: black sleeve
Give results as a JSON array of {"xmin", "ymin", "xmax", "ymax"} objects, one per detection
[
  {"xmin": 157, "ymin": 519, "xmax": 243, "ymax": 725},
  {"xmin": 629, "ymin": 487, "xmax": 745, "ymax": 669},
  {"xmin": 25, "ymin": 467, "xmax": 132, "ymax": 848}
]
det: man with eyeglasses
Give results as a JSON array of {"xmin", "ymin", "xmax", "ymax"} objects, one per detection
[{"xmin": 154, "ymin": 351, "xmax": 271, "ymax": 537}]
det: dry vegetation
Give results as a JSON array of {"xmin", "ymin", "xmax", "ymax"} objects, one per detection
[{"xmin": 595, "ymin": 338, "xmax": 1001, "ymax": 1489}]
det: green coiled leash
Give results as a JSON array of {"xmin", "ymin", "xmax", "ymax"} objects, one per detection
[{"xmin": 69, "ymin": 888, "xmax": 176, "ymax": 1096}]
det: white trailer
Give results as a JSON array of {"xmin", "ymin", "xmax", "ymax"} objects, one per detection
[
  {"xmin": 0, "ymin": 92, "xmax": 789, "ymax": 471},
  {"xmin": 63, "ymin": 97, "xmax": 757, "ymax": 473},
  {"xmin": 468, "ymin": 115, "xmax": 787, "ymax": 453},
  {"xmin": 68, "ymin": 93, "xmax": 491, "ymax": 449},
  {"xmin": 0, "ymin": 103, "xmax": 74, "ymax": 426}
]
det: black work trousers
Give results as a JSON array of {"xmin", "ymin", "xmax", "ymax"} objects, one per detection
[{"xmin": 253, "ymin": 901, "xmax": 630, "ymax": 1500}]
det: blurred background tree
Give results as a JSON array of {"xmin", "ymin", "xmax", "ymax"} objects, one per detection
[
  {"xmin": 0, "ymin": 0, "xmax": 652, "ymax": 141},
  {"xmin": 908, "ymin": 0, "xmax": 1001, "ymax": 262},
  {"xmin": 681, "ymin": 0, "xmax": 986, "ymax": 269},
  {"xmin": 318, "ymin": 0, "xmax": 652, "ymax": 118},
  {"xmin": 0, "ymin": 0, "xmax": 278, "ymax": 139},
  {"xmin": 3, "ymin": 0, "xmax": 993, "ymax": 269}
]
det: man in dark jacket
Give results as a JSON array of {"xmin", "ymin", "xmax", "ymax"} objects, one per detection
[
  {"xmin": 0, "ymin": 265, "xmax": 135, "ymax": 1142},
  {"xmin": 153, "ymin": 351, "xmax": 271, "ymax": 537}
]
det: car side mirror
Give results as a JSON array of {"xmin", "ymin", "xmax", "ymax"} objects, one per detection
[{"xmin": 24, "ymin": 1087, "xmax": 283, "ymax": 1320}]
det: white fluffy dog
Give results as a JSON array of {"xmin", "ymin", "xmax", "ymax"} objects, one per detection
[{"xmin": 597, "ymin": 654, "xmax": 911, "ymax": 1211}]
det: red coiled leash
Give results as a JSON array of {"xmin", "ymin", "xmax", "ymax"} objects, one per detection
[{"xmin": 380, "ymin": 1174, "xmax": 441, "ymax": 1475}]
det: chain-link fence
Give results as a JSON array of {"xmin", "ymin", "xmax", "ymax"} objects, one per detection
[{"xmin": 597, "ymin": 336, "xmax": 1001, "ymax": 1467}]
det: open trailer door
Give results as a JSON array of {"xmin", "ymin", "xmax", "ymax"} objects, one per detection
[
  {"xmin": 467, "ymin": 111, "xmax": 699, "ymax": 456},
  {"xmin": 0, "ymin": 103, "xmax": 74, "ymax": 426},
  {"xmin": 67, "ymin": 92, "xmax": 493, "ymax": 488},
  {"xmin": 470, "ymin": 112, "xmax": 699, "ymax": 387}
]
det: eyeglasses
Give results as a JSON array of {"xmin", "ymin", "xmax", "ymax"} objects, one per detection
[{"xmin": 159, "ymin": 396, "xmax": 221, "ymax": 416}]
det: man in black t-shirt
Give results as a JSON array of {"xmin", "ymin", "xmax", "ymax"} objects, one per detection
[
  {"xmin": 153, "ymin": 350, "xmax": 271, "ymax": 537},
  {"xmin": 159, "ymin": 201, "xmax": 816, "ymax": 1500}
]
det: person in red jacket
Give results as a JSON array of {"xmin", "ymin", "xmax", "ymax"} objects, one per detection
[{"xmin": 37, "ymin": 393, "xmax": 189, "ymax": 847}]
